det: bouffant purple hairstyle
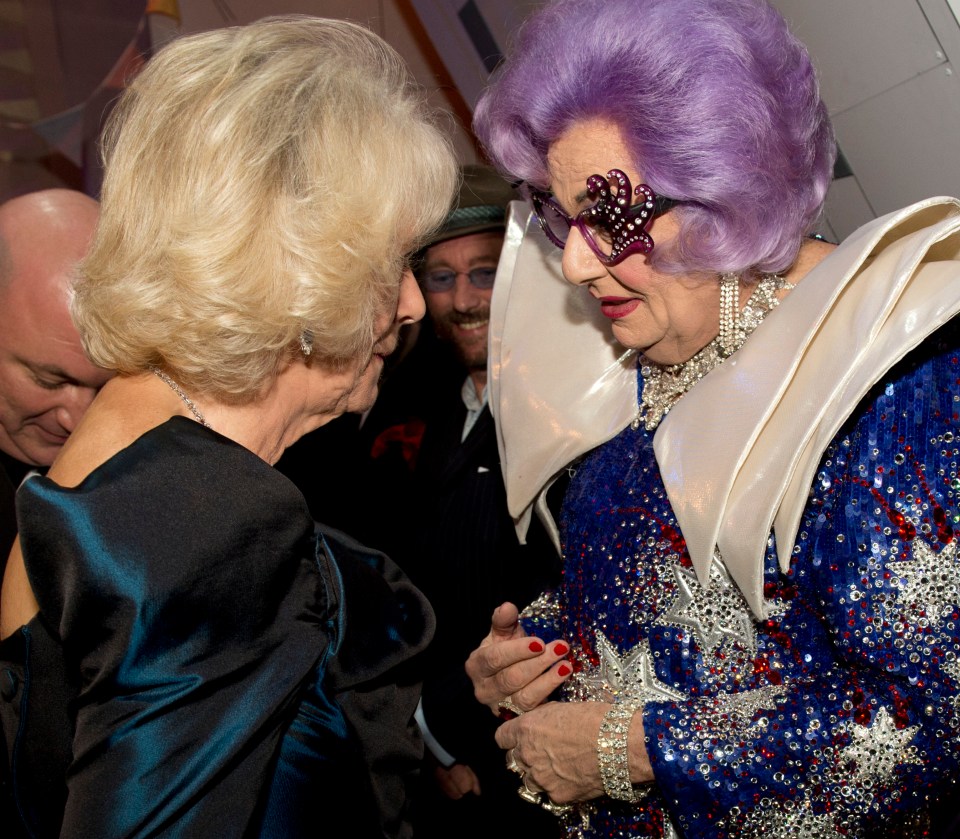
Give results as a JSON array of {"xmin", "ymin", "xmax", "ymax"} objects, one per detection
[{"xmin": 473, "ymin": 0, "xmax": 836, "ymax": 277}]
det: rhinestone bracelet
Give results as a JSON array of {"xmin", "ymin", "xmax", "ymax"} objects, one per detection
[{"xmin": 597, "ymin": 701, "xmax": 643, "ymax": 801}]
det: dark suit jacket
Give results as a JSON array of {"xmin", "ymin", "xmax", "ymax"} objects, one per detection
[
  {"xmin": 348, "ymin": 364, "xmax": 560, "ymax": 836},
  {"xmin": 362, "ymin": 376, "xmax": 560, "ymax": 712},
  {"xmin": 277, "ymin": 334, "xmax": 562, "ymax": 837}
]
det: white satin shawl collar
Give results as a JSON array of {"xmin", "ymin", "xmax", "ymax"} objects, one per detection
[
  {"xmin": 490, "ymin": 198, "xmax": 960, "ymax": 617},
  {"xmin": 657, "ymin": 196, "xmax": 960, "ymax": 616},
  {"xmin": 489, "ymin": 203, "xmax": 638, "ymax": 547}
]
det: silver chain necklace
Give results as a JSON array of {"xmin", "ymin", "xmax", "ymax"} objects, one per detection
[
  {"xmin": 150, "ymin": 366, "xmax": 211, "ymax": 428},
  {"xmin": 633, "ymin": 275, "xmax": 789, "ymax": 432}
]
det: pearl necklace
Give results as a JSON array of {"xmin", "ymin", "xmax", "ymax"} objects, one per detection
[{"xmin": 633, "ymin": 275, "xmax": 789, "ymax": 432}]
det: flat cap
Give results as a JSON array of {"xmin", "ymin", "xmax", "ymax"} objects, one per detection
[{"xmin": 427, "ymin": 164, "xmax": 516, "ymax": 246}]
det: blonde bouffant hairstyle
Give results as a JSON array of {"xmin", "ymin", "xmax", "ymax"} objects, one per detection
[{"xmin": 76, "ymin": 16, "xmax": 457, "ymax": 401}]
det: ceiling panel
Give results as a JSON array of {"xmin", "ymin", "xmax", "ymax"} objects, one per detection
[
  {"xmin": 771, "ymin": 0, "xmax": 945, "ymax": 114},
  {"xmin": 831, "ymin": 61, "xmax": 960, "ymax": 214}
]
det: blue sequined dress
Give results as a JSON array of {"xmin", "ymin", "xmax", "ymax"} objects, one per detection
[{"xmin": 522, "ymin": 321, "xmax": 960, "ymax": 838}]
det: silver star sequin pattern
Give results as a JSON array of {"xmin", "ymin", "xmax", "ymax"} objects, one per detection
[
  {"xmin": 657, "ymin": 556, "xmax": 758, "ymax": 655},
  {"xmin": 695, "ymin": 683, "xmax": 787, "ymax": 740},
  {"xmin": 550, "ymin": 327, "xmax": 960, "ymax": 837},
  {"xmin": 840, "ymin": 706, "xmax": 922, "ymax": 786},
  {"xmin": 892, "ymin": 538, "xmax": 960, "ymax": 623},
  {"xmin": 663, "ymin": 813, "xmax": 680, "ymax": 839},
  {"xmin": 577, "ymin": 631, "xmax": 686, "ymax": 703}
]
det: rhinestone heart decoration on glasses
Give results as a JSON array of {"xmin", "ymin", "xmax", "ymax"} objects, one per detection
[{"xmin": 527, "ymin": 169, "xmax": 681, "ymax": 265}]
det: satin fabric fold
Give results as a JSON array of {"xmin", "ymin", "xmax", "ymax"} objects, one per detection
[
  {"xmin": 6, "ymin": 417, "xmax": 432, "ymax": 837},
  {"xmin": 491, "ymin": 197, "xmax": 960, "ymax": 616},
  {"xmin": 490, "ymin": 203, "xmax": 637, "ymax": 540},
  {"xmin": 656, "ymin": 197, "xmax": 960, "ymax": 615}
]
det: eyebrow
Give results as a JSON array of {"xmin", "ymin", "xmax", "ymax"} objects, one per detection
[
  {"xmin": 424, "ymin": 257, "xmax": 501, "ymax": 273},
  {"xmin": 20, "ymin": 359, "xmax": 82, "ymax": 385}
]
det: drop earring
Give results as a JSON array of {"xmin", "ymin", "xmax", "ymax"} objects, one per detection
[
  {"xmin": 718, "ymin": 273, "xmax": 740, "ymax": 355},
  {"xmin": 298, "ymin": 330, "xmax": 314, "ymax": 357}
]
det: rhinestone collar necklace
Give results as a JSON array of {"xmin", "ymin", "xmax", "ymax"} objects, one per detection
[
  {"xmin": 151, "ymin": 366, "xmax": 211, "ymax": 428},
  {"xmin": 633, "ymin": 275, "xmax": 789, "ymax": 431}
]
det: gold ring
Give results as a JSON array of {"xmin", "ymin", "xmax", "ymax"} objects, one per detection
[
  {"xmin": 515, "ymin": 777, "xmax": 575, "ymax": 817},
  {"xmin": 540, "ymin": 797, "xmax": 575, "ymax": 817},
  {"xmin": 517, "ymin": 777, "xmax": 540, "ymax": 805},
  {"xmin": 497, "ymin": 698, "xmax": 524, "ymax": 720}
]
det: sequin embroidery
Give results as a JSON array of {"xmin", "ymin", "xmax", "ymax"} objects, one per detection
[{"xmin": 529, "ymin": 321, "xmax": 960, "ymax": 838}]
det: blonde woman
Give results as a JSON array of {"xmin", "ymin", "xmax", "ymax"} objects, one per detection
[{"xmin": 0, "ymin": 16, "xmax": 456, "ymax": 838}]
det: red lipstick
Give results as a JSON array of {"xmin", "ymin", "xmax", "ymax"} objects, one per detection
[{"xmin": 598, "ymin": 297, "xmax": 641, "ymax": 319}]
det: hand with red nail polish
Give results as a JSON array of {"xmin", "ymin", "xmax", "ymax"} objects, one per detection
[{"xmin": 466, "ymin": 602, "xmax": 576, "ymax": 716}]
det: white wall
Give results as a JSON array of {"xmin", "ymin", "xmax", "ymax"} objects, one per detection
[{"xmin": 763, "ymin": 1, "xmax": 960, "ymax": 239}]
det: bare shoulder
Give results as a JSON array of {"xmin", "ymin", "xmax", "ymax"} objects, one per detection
[
  {"xmin": 1, "ymin": 373, "xmax": 173, "ymax": 637},
  {"xmin": 48, "ymin": 374, "xmax": 171, "ymax": 488}
]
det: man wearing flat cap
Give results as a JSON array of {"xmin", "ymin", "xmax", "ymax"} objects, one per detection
[
  {"xmin": 357, "ymin": 166, "xmax": 560, "ymax": 838},
  {"xmin": 415, "ymin": 164, "xmax": 513, "ymax": 406}
]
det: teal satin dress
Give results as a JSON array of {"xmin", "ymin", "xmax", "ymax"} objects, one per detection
[{"xmin": 1, "ymin": 417, "xmax": 433, "ymax": 838}]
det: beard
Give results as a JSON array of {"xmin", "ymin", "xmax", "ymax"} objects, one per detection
[{"xmin": 432, "ymin": 307, "xmax": 490, "ymax": 371}]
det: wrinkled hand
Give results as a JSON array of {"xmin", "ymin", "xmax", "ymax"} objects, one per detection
[
  {"xmin": 465, "ymin": 602, "xmax": 572, "ymax": 715},
  {"xmin": 433, "ymin": 762, "xmax": 481, "ymax": 800},
  {"xmin": 496, "ymin": 701, "xmax": 607, "ymax": 804},
  {"xmin": 497, "ymin": 701, "xmax": 654, "ymax": 804}
]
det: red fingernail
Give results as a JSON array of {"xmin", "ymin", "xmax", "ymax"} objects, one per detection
[
  {"xmin": 553, "ymin": 643, "xmax": 569, "ymax": 656},
  {"xmin": 529, "ymin": 641, "xmax": 544, "ymax": 653},
  {"xmin": 558, "ymin": 664, "xmax": 571, "ymax": 677}
]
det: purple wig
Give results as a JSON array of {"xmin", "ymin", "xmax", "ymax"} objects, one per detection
[{"xmin": 473, "ymin": 0, "xmax": 836, "ymax": 277}]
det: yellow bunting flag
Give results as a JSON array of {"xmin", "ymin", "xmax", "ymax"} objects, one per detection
[{"xmin": 146, "ymin": 0, "xmax": 180, "ymax": 21}]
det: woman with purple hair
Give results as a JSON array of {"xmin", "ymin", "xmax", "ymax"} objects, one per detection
[{"xmin": 464, "ymin": 0, "xmax": 960, "ymax": 836}]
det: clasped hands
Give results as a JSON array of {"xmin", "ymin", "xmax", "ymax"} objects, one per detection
[{"xmin": 465, "ymin": 602, "xmax": 653, "ymax": 805}]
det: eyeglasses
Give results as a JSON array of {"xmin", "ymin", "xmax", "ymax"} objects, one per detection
[
  {"xmin": 527, "ymin": 169, "xmax": 681, "ymax": 266},
  {"xmin": 420, "ymin": 267, "xmax": 497, "ymax": 293}
]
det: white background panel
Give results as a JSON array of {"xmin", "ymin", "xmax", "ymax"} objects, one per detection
[
  {"xmin": 770, "ymin": 0, "xmax": 945, "ymax": 114},
  {"xmin": 831, "ymin": 61, "xmax": 960, "ymax": 214},
  {"xmin": 824, "ymin": 176, "xmax": 874, "ymax": 242}
]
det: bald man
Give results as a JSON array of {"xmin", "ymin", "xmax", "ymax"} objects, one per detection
[
  {"xmin": 0, "ymin": 190, "xmax": 109, "ymax": 839},
  {"xmin": 0, "ymin": 190, "xmax": 111, "ymax": 560}
]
